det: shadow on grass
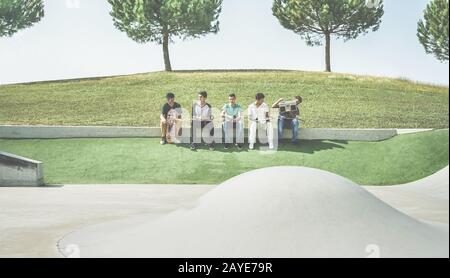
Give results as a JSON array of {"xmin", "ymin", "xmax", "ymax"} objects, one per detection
[
  {"xmin": 173, "ymin": 140, "xmax": 347, "ymax": 154},
  {"xmin": 0, "ymin": 184, "xmax": 64, "ymax": 188}
]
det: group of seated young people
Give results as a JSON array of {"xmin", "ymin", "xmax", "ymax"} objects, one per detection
[{"xmin": 159, "ymin": 91, "xmax": 302, "ymax": 151}]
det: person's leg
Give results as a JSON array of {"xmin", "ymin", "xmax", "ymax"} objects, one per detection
[
  {"xmin": 191, "ymin": 120, "xmax": 199, "ymax": 149},
  {"xmin": 291, "ymin": 118, "xmax": 299, "ymax": 143},
  {"xmin": 224, "ymin": 121, "xmax": 233, "ymax": 144},
  {"xmin": 249, "ymin": 121, "xmax": 257, "ymax": 149},
  {"xmin": 278, "ymin": 117, "xmax": 285, "ymax": 141},
  {"xmin": 266, "ymin": 122, "xmax": 274, "ymax": 149},
  {"xmin": 202, "ymin": 121, "xmax": 215, "ymax": 150},
  {"xmin": 160, "ymin": 120, "xmax": 168, "ymax": 144},
  {"xmin": 175, "ymin": 119, "xmax": 182, "ymax": 136},
  {"xmin": 235, "ymin": 121, "xmax": 245, "ymax": 147}
]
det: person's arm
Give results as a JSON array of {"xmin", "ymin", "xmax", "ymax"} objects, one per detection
[
  {"xmin": 221, "ymin": 105, "xmax": 227, "ymax": 120},
  {"xmin": 192, "ymin": 103, "xmax": 197, "ymax": 120},
  {"xmin": 207, "ymin": 104, "xmax": 214, "ymax": 121},
  {"xmin": 248, "ymin": 105, "xmax": 254, "ymax": 122},
  {"xmin": 177, "ymin": 109, "xmax": 182, "ymax": 119},
  {"xmin": 235, "ymin": 106, "xmax": 244, "ymax": 122},
  {"xmin": 160, "ymin": 105, "xmax": 167, "ymax": 123},
  {"xmin": 272, "ymin": 98, "xmax": 284, "ymax": 109}
]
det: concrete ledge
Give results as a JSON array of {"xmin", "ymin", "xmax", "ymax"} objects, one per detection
[
  {"xmin": 0, "ymin": 125, "xmax": 156, "ymax": 139},
  {"xmin": 0, "ymin": 152, "xmax": 44, "ymax": 187},
  {"xmin": 0, "ymin": 125, "xmax": 433, "ymax": 142},
  {"xmin": 297, "ymin": 128, "xmax": 398, "ymax": 141}
]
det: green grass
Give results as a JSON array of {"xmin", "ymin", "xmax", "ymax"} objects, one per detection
[
  {"xmin": 0, "ymin": 129, "xmax": 447, "ymax": 185},
  {"xmin": 0, "ymin": 70, "xmax": 448, "ymax": 128}
]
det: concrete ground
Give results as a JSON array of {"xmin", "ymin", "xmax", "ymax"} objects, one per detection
[
  {"xmin": 0, "ymin": 185, "xmax": 214, "ymax": 258},
  {"xmin": 0, "ymin": 166, "xmax": 448, "ymax": 258}
]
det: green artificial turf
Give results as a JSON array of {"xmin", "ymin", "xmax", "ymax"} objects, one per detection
[
  {"xmin": 0, "ymin": 70, "xmax": 448, "ymax": 128},
  {"xmin": 0, "ymin": 129, "xmax": 448, "ymax": 185}
]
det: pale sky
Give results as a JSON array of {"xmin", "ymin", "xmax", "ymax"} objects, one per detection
[{"xmin": 0, "ymin": 0, "xmax": 448, "ymax": 86}]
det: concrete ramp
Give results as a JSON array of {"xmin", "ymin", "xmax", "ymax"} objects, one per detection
[
  {"xmin": 365, "ymin": 166, "xmax": 449, "ymax": 224},
  {"xmin": 58, "ymin": 167, "xmax": 448, "ymax": 258},
  {"xmin": 0, "ymin": 152, "xmax": 44, "ymax": 187}
]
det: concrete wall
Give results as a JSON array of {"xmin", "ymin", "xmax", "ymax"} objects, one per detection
[
  {"xmin": 0, "ymin": 125, "xmax": 155, "ymax": 139},
  {"xmin": 0, "ymin": 125, "xmax": 431, "ymax": 142},
  {"xmin": 0, "ymin": 152, "xmax": 44, "ymax": 187}
]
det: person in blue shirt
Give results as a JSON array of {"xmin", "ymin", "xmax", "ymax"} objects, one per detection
[{"xmin": 221, "ymin": 93, "xmax": 244, "ymax": 150}]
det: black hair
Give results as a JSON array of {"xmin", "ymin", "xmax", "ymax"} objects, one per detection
[
  {"xmin": 255, "ymin": 93, "xmax": 265, "ymax": 100},
  {"xmin": 199, "ymin": 91, "xmax": 208, "ymax": 98},
  {"xmin": 166, "ymin": 92, "xmax": 175, "ymax": 100},
  {"xmin": 229, "ymin": 93, "xmax": 236, "ymax": 98}
]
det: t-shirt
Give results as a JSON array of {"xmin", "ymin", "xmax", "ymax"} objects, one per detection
[
  {"xmin": 222, "ymin": 103, "xmax": 243, "ymax": 119},
  {"xmin": 192, "ymin": 102, "xmax": 212, "ymax": 121},
  {"xmin": 161, "ymin": 102, "xmax": 182, "ymax": 118},
  {"xmin": 248, "ymin": 102, "xmax": 270, "ymax": 124}
]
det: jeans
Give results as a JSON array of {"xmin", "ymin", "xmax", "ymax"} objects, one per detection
[
  {"xmin": 249, "ymin": 121, "xmax": 274, "ymax": 145},
  {"xmin": 191, "ymin": 120, "xmax": 215, "ymax": 145},
  {"xmin": 223, "ymin": 121, "xmax": 244, "ymax": 144},
  {"xmin": 278, "ymin": 117, "xmax": 299, "ymax": 143}
]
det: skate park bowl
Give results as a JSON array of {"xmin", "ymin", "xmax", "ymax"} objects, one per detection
[
  {"xmin": 58, "ymin": 166, "xmax": 449, "ymax": 258},
  {"xmin": 0, "ymin": 152, "xmax": 44, "ymax": 187}
]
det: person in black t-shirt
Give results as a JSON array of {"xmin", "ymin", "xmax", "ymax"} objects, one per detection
[{"xmin": 160, "ymin": 92, "xmax": 182, "ymax": 145}]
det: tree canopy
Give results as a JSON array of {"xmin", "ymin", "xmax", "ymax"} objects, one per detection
[
  {"xmin": 0, "ymin": 0, "xmax": 44, "ymax": 38},
  {"xmin": 108, "ymin": 0, "xmax": 222, "ymax": 71},
  {"xmin": 273, "ymin": 0, "xmax": 384, "ymax": 72},
  {"xmin": 417, "ymin": 0, "xmax": 449, "ymax": 62}
]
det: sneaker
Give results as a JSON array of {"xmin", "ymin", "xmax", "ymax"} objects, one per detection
[
  {"xmin": 249, "ymin": 143, "xmax": 254, "ymax": 150},
  {"xmin": 237, "ymin": 144, "xmax": 243, "ymax": 150},
  {"xmin": 208, "ymin": 144, "xmax": 215, "ymax": 151},
  {"xmin": 269, "ymin": 143, "xmax": 274, "ymax": 150},
  {"xmin": 172, "ymin": 138, "xmax": 181, "ymax": 144},
  {"xmin": 190, "ymin": 143, "xmax": 197, "ymax": 150},
  {"xmin": 224, "ymin": 144, "xmax": 230, "ymax": 150},
  {"xmin": 160, "ymin": 139, "xmax": 167, "ymax": 145}
]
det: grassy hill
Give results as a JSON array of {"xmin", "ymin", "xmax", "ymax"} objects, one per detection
[{"xmin": 0, "ymin": 70, "xmax": 448, "ymax": 128}]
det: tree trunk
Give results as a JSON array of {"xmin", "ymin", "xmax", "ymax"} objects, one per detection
[
  {"xmin": 325, "ymin": 33, "xmax": 331, "ymax": 72},
  {"xmin": 162, "ymin": 32, "xmax": 172, "ymax": 72}
]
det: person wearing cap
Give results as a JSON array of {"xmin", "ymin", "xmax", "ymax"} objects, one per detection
[
  {"xmin": 248, "ymin": 93, "xmax": 274, "ymax": 150},
  {"xmin": 160, "ymin": 92, "xmax": 182, "ymax": 145}
]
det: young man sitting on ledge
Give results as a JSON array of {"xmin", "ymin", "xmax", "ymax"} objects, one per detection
[
  {"xmin": 272, "ymin": 96, "xmax": 302, "ymax": 144},
  {"xmin": 222, "ymin": 93, "xmax": 244, "ymax": 150},
  {"xmin": 160, "ymin": 92, "xmax": 182, "ymax": 145},
  {"xmin": 248, "ymin": 93, "xmax": 274, "ymax": 150},
  {"xmin": 191, "ymin": 91, "xmax": 215, "ymax": 151}
]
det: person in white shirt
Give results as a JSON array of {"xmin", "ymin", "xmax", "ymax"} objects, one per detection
[
  {"xmin": 248, "ymin": 93, "xmax": 274, "ymax": 150},
  {"xmin": 191, "ymin": 91, "xmax": 215, "ymax": 151}
]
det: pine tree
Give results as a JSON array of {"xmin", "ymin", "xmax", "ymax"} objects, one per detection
[
  {"xmin": 0, "ymin": 0, "xmax": 44, "ymax": 38},
  {"xmin": 273, "ymin": 0, "xmax": 384, "ymax": 72},
  {"xmin": 417, "ymin": 0, "xmax": 449, "ymax": 62},
  {"xmin": 108, "ymin": 0, "xmax": 222, "ymax": 71}
]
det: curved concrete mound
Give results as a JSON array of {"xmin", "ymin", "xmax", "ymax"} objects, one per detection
[
  {"xmin": 59, "ymin": 167, "xmax": 449, "ymax": 258},
  {"xmin": 365, "ymin": 166, "xmax": 449, "ymax": 224}
]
